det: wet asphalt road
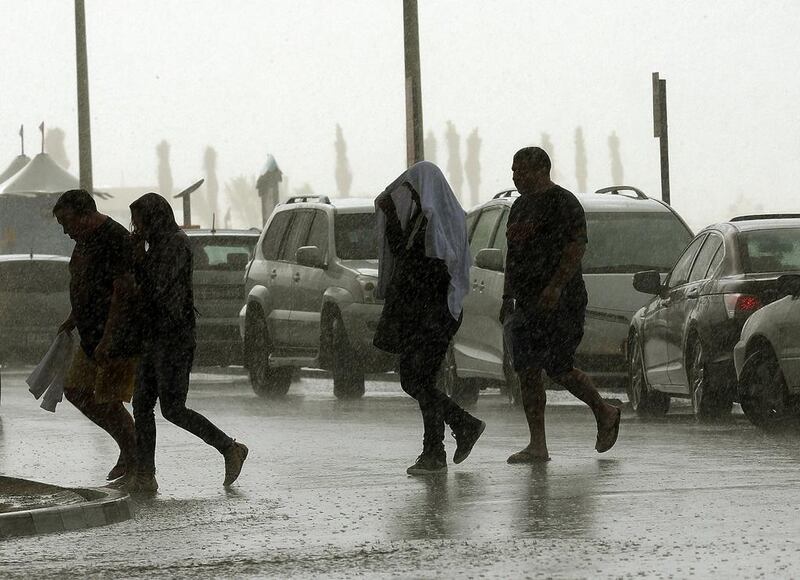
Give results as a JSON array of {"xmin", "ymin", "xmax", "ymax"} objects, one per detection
[{"xmin": 2, "ymin": 367, "xmax": 800, "ymax": 579}]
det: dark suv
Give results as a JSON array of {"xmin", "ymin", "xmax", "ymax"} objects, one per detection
[{"xmin": 627, "ymin": 215, "xmax": 800, "ymax": 419}]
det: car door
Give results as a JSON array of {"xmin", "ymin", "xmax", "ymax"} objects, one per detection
[
  {"xmin": 643, "ymin": 235, "xmax": 706, "ymax": 388},
  {"xmin": 455, "ymin": 206, "xmax": 504, "ymax": 377},
  {"xmin": 291, "ymin": 209, "xmax": 330, "ymax": 349},
  {"xmin": 667, "ymin": 233, "xmax": 723, "ymax": 387},
  {"xmin": 250, "ymin": 211, "xmax": 293, "ymax": 344},
  {"xmin": 278, "ymin": 210, "xmax": 315, "ymax": 348}
]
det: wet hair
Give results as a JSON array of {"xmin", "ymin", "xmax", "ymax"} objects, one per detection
[
  {"xmin": 513, "ymin": 147, "xmax": 551, "ymax": 172},
  {"xmin": 129, "ymin": 192, "xmax": 179, "ymax": 240},
  {"xmin": 53, "ymin": 189, "xmax": 97, "ymax": 216}
]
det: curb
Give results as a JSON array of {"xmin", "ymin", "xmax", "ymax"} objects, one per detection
[{"xmin": 0, "ymin": 480, "xmax": 134, "ymax": 539}]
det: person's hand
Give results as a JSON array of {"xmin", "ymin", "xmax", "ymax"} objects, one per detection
[
  {"xmin": 499, "ymin": 296, "xmax": 515, "ymax": 324},
  {"xmin": 58, "ymin": 316, "xmax": 75, "ymax": 335},
  {"xmin": 537, "ymin": 284, "xmax": 562, "ymax": 311},
  {"xmin": 94, "ymin": 335, "xmax": 112, "ymax": 367}
]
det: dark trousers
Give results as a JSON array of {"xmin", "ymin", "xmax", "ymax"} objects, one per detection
[
  {"xmin": 398, "ymin": 327, "xmax": 471, "ymax": 455},
  {"xmin": 133, "ymin": 340, "xmax": 233, "ymax": 473}
]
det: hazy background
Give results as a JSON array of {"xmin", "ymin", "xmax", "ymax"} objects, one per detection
[{"xmin": 2, "ymin": 0, "xmax": 798, "ymax": 231}]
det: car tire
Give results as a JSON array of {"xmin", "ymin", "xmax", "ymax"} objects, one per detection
[
  {"xmin": 687, "ymin": 337, "xmax": 732, "ymax": 420},
  {"xmin": 436, "ymin": 344, "xmax": 480, "ymax": 408},
  {"xmin": 245, "ymin": 310, "xmax": 292, "ymax": 399},
  {"xmin": 331, "ymin": 317, "xmax": 366, "ymax": 399},
  {"xmin": 739, "ymin": 347, "xmax": 796, "ymax": 431},
  {"xmin": 627, "ymin": 332, "xmax": 670, "ymax": 417}
]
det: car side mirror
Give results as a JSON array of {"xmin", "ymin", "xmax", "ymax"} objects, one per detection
[
  {"xmin": 777, "ymin": 274, "xmax": 800, "ymax": 299},
  {"xmin": 475, "ymin": 248, "xmax": 504, "ymax": 272},
  {"xmin": 633, "ymin": 270, "xmax": 663, "ymax": 295},
  {"xmin": 296, "ymin": 245, "xmax": 324, "ymax": 269}
]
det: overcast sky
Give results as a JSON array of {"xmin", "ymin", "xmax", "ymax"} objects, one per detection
[{"xmin": 2, "ymin": 1, "xmax": 799, "ymax": 230}]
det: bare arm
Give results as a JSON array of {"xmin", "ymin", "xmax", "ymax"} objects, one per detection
[
  {"xmin": 549, "ymin": 239, "xmax": 586, "ymax": 291},
  {"xmin": 94, "ymin": 273, "xmax": 134, "ymax": 363}
]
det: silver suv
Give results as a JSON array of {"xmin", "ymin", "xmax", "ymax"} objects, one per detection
[
  {"xmin": 442, "ymin": 186, "xmax": 693, "ymax": 405},
  {"xmin": 240, "ymin": 195, "xmax": 392, "ymax": 398}
]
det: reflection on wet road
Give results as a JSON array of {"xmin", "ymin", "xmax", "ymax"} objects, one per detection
[{"xmin": 2, "ymin": 367, "xmax": 800, "ymax": 578}]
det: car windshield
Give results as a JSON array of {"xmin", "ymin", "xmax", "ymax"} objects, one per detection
[
  {"xmin": 189, "ymin": 236, "xmax": 257, "ymax": 271},
  {"xmin": 583, "ymin": 212, "xmax": 693, "ymax": 273},
  {"xmin": 739, "ymin": 228, "xmax": 800, "ymax": 273},
  {"xmin": 0, "ymin": 261, "xmax": 70, "ymax": 293},
  {"xmin": 335, "ymin": 212, "xmax": 378, "ymax": 260}
]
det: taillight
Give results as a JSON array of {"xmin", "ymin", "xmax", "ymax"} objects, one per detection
[{"xmin": 723, "ymin": 293, "xmax": 762, "ymax": 318}]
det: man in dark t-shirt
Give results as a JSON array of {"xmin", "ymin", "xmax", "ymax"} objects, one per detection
[
  {"xmin": 53, "ymin": 189, "xmax": 138, "ymax": 483},
  {"xmin": 501, "ymin": 147, "xmax": 621, "ymax": 463}
]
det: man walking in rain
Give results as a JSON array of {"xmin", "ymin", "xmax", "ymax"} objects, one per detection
[
  {"xmin": 501, "ymin": 147, "xmax": 621, "ymax": 462},
  {"xmin": 53, "ymin": 189, "xmax": 139, "ymax": 483}
]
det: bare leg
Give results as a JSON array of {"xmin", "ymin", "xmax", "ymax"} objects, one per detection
[
  {"xmin": 551, "ymin": 367, "xmax": 621, "ymax": 451},
  {"xmin": 510, "ymin": 368, "xmax": 550, "ymax": 460}
]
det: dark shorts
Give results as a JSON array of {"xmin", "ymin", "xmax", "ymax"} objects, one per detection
[{"xmin": 506, "ymin": 303, "xmax": 586, "ymax": 377}]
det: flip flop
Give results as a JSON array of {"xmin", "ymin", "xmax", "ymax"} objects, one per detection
[
  {"xmin": 595, "ymin": 406, "xmax": 622, "ymax": 453},
  {"xmin": 507, "ymin": 449, "xmax": 551, "ymax": 464}
]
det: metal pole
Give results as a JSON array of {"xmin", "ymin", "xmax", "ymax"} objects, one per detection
[
  {"xmin": 658, "ymin": 78, "xmax": 670, "ymax": 205},
  {"xmin": 403, "ymin": 0, "xmax": 424, "ymax": 166},
  {"xmin": 74, "ymin": 0, "xmax": 93, "ymax": 193}
]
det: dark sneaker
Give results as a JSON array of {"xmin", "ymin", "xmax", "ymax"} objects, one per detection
[
  {"xmin": 406, "ymin": 453, "xmax": 447, "ymax": 476},
  {"xmin": 223, "ymin": 441, "xmax": 249, "ymax": 486},
  {"xmin": 106, "ymin": 460, "xmax": 127, "ymax": 481},
  {"xmin": 452, "ymin": 419, "xmax": 486, "ymax": 464},
  {"xmin": 595, "ymin": 406, "xmax": 622, "ymax": 453}
]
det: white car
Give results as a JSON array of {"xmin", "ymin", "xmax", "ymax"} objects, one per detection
[
  {"xmin": 441, "ymin": 186, "xmax": 693, "ymax": 406},
  {"xmin": 733, "ymin": 274, "xmax": 800, "ymax": 429}
]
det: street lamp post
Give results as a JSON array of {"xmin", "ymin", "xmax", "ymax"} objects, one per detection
[
  {"xmin": 403, "ymin": 0, "xmax": 424, "ymax": 166},
  {"xmin": 74, "ymin": 0, "xmax": 93, "ymax": 194}
]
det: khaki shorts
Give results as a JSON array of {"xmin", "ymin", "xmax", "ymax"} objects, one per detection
[{"xmin": 65, "ymin": 347, "xmax": 138, "ymax": 404}]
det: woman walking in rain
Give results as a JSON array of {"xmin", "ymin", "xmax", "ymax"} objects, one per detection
[
  {"xmin": 124, "ymin": 192, "xmax": 248, "ymax": 491},
  {"xmin": 374, "ymin": 161, "xmax": 485, "ymax": 475}
]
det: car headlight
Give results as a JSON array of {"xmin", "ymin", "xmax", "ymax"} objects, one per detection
[{"xmin": 357, "ymin": 276, "xmax": 378, "ymax": 304}]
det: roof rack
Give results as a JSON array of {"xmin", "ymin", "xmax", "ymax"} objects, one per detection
[
  {"xmin": 595, "ymin": 186, "xmax": 648, "ymax": 200},
  {"xmin": 730, "ymin": 213, "xmax": 800, "ymax": 222},
  {"xmin": 284, "ymin": 195, "xmax": 331, "ymax": 205},
  {"xmin": 492, "ymin": 189, "xmax": 519, "ymax": 199}
]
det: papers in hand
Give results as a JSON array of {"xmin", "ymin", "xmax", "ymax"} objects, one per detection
[{"xmin": 26, "ymin": 331, "xmax": 75, "ymax": 413}]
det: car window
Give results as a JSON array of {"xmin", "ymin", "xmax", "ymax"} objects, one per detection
[
  {"xmin": 666, "ymin": 235, "xmax": 706, "ymax": 289},
  {"xmin": 190, "ymin": 237, "xmax": 257, "ymax": 271},
  {"xmin": 492, "ymin": 210, "xmax": 509, "ymax": 254},
  {"xmin": 334, "ymin": 212, "xmax": 378, "ymax": 260},
  {"xmin": 739, "ymin": 228, "xmax": 800, "ymax": 273},
  {"xmin": 706, "ymin": 243, "xmax": 724, "ymax": 278},
  {"xmin": 306, "ymin": 210, "xmax": 330, "ymax": 259},
  {"xmin": 281, "ymin": 210, "xmax": 315, "ymax": 262},
  {"xmin": 688, "ymin": 234, "xmax": 723, "ymax": 282},
  {"xmin": 582, "ymin": 212, "xmax": 693, "ymax": 273},
  {"xmin": 469, "ymin": 208, "xmax": 502, "ymax": 255},
  {"xmin": 261, "ymin": 211, "xmax": 292, "ymax": 260},
  {"xmin": 0, "ymin": 261, "xmax": 70, "ymax": 293}
]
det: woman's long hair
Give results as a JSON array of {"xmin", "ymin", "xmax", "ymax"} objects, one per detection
[{"xmin": 130, "ymin": 192, "xmax": 179, "ymax": 242}]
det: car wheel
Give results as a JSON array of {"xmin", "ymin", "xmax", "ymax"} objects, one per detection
[
  {"xmin": 245, "ymin": 311, "xmax": 292, "ymax": 398},
  {"xmin": 627, "ymin": 332, "xmax": 670, "ymax": 417},
  {"xmin": 436, "ymin": 343, "xmax": 458, "ymax": 397},
  {"xmin": 739, "ymin": 348, "xmax": 795, "ymax": 431},
  {"xmin": 687, "ymin": 338, "xmax": 732, "ymax": 420},
  {"xmin": 331, "ymin": 317, "xmax": 366, "ymax": 399}
]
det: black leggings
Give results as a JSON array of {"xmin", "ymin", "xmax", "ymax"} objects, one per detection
[
  {"xmin": 398, "ymin": 327, "xmax": 471, "ymax": 454},
  {"xmin": 133, "ymin": 341, "xmax": 233, "ymax": 473}
]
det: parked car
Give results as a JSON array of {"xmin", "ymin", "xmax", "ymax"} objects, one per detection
[
  {"xmin": 185, "ymin": 228, "xmax": 260, "ymax": 366},
  {"xmin": 240, "ymin": 195, "xmax": 393, "ymax": 399},
  {"xmin": 0, "ymin": 254, "xmax": 71, "ymax": 364},
  {"xmin": 442, "ymin": 186, "xmax": 693, "ymax": 405},
  {"xmin": 734, "ymin": 273, "xmax": 800, "ymax": 430},
  {"xmin": 628, "ymin": 215, "xmax": 800, "ymax": 419}
]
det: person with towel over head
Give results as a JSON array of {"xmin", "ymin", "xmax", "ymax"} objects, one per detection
[{"xmin": 374, "ymin": 161, "xmax": 486, "ymax": 475}]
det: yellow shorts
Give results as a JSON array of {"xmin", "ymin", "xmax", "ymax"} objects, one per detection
[{"xmin": 65, "ymin": 347, "xmax": 138, "ymax": 404}]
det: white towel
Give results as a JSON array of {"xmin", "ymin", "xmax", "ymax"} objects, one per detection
[{"xmin": 26, "ymin": 331, "xmax": 75, "ymax": 413}]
